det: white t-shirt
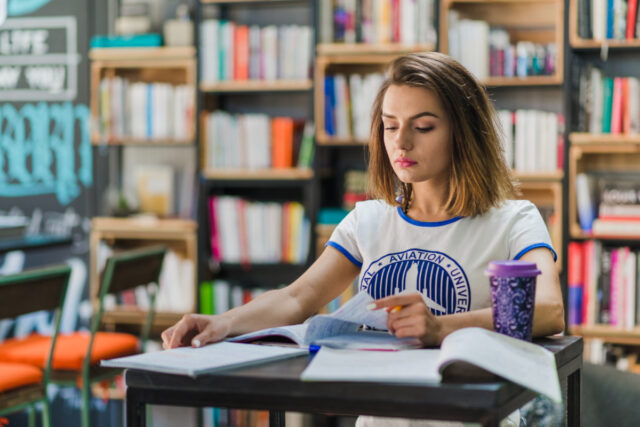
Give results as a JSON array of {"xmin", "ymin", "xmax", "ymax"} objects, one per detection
[{"xmin": 327, "ymin": 199, "xmax": 556, "ymax": 314}]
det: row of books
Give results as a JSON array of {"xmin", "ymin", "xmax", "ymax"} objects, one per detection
[
  {"xmin": 199, "ymin": 280, "xmax": 268, "ymax": 315},
  {"xmin": 448, "ymin": 15, "xmax": 557, "ymax": 80},
  {"xmin": 568, "ymin": 241, "xmax": 640, "ymax": 330},
  {"xmin": 317, "ymin": 0, "xmax": 436, "ymax": 45},
  {"xmin": 497, "ymin": 109, "xmax": 564, "ymax": 173},
  {"xmin": 577, "ymin": 0, "xmax": 640, "ymax": 40},
  {"xmin": 208, "ymin": 196, "xmax": 310, "ymax": 265},
  {"xmin": 202, "ymin": 407, "xmax": 269, "ymax": 427},
  {"xmin": 203, "ymin": 111, "xmax": 314, "ymax": 170},
  {"xmin": 98, "ymin": 77, "xmax": 194, "ymax": 141},
  {"xmin": 575, "ymin": 172, "xmax": 640, "ymax": 234},
  {"xmin": 324, "ymin": 72, "xmax": 384, "ymax": 139},
  {"xmin": 200, "ymin": 20, "xmax": 313, "ymax": 83},
  {"xmin": 576, "ymin": 67, "xmax": 640, "ymax": 135}
]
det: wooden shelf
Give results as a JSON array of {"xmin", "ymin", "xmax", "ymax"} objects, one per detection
[
  {"xmin": 316, "ymin": 135, "xmax": 369, "ymax": 146},
  {"xmin": 482, "ymin": 75, "xmax": 563, "ymax": 87},
  {"xmin": 102, "ymin": 308, "xmax": 184, "ymax": 329},
  {"xmin": 439, "ymin": 0, "xmax": 564, "ymax": 84},
  {"xmin": 513, "ymin": 171, "xmax": 564, "ymax": 182},
  {"xmin": 89, "ymin": 46, "xmax": 195, "ymax": 62},
  {"xmin": 200, "ymin": 80, "xmax": 313, "ymax": 93},
  {"xmin": 91, "ymin": 137, "xmax": 194, "ymax": 146},
  {"xmin": 570, "ymin": 325, "xmax": 640, "ymax": 346},
  {"xmin": 570, "ymin": 133, "xmax": 640, "ymax": 145},
  {"xmin": 202, "ymin": 168, "xmax": 313, "ymax": 180},
  {"xmin": 92, "ymin": 217, "xmax": 197, "ymax": 236},
  {"xmin": 317, "ymin": 43, "xmax": 435, "ymax": 56},
  {"xmin": 570, "ymin": 38, "xmax": 640, "ymax": 49}
]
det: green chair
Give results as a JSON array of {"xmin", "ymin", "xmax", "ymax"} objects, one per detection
[
  {"xmin": 0, "ymin": 246, "xmax": 166, "ymax": 427},
  {"xmin": 0, "ymin": 264, "xmax": 71, "ymax": 427}
]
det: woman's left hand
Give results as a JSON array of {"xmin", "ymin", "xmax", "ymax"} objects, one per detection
[{"xmin": 372, "ymin": 292, "xmax": 443, "ymax": 347}]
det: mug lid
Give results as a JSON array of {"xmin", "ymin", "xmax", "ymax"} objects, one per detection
[{"xmin": 484, "ymin": 260, "xmax": 541, "ymax": 277}]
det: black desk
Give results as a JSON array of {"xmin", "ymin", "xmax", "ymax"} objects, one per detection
[{"xmin": 125, "ymin": 336, "xmax": 582, "ymax": 427}]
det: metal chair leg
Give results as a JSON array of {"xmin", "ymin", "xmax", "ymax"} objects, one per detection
[{"xmin": 81, "ymin": 383, "xmax": 91, "ymax": 427}]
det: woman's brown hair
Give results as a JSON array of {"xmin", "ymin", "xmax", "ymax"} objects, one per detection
[{"xmin": 368, "ymin": 52, "xmax": 517, "ymax": 217}]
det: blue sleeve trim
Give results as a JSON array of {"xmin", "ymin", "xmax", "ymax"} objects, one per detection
[
  {"xmin": 325, "ymin": 241, "xmax": 363, "ymax": 268},
  {"xmin": 514, "ymin": 243, "xmax": 558, "ymax": 262}
]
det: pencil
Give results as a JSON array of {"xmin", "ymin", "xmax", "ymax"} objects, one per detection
[{"xmin": 389, "ymin": 305, "xmax": 402, "ymax": 313}]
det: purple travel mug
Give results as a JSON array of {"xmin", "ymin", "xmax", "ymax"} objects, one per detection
[{"xmin": 484, "ymin": 260, "xmax": 541, "ymax": 341}]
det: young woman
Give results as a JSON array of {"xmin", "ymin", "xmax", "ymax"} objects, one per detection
[{"xmin": 162, "ymin": 51, "xmax": 564, "ymax": 354}]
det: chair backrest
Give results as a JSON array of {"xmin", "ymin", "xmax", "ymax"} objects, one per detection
[
  {"xmin": 0, "ymin": 265, "xmax": 71, "ymax": 320},
  {"xmin": 98, "ymin": 245, "xmax": 167, "ymax": 298},
  {"xmin": 90, "ymin": 246, "xmax": 166, "ymax": 353},
  {"xmin": 0, "ymin": 265, "xmax": 71, "ymax": 381}
]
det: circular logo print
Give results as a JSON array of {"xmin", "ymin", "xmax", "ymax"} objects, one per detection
[{"xmin": 361, "ymin": 249, "xmax": 470, "ymax": 315}]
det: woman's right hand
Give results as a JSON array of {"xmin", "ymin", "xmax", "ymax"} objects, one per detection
[{"xmin": 161, "ymin": 313, "xmax": 232, "ymax": 349}]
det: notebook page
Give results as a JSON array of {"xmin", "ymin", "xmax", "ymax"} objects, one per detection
[
  {"xmin": 102, "ymin": 342, "xmax": 307, "ymax": 377},
  {"xmin": 301, "ymin": 347, "xmax": 441, "ymax": 383},
  {"xmin": 438, "ymin": 328, "xmax": 562, "ymax": 402}
]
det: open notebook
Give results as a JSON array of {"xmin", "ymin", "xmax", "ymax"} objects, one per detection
[
  {"xmin": 101, "ymin": 342, "xmax": 307, "ymax": 377},
  {"xmin": 301, "ymin": 327, "xmax": 562, "ymax": 403},
  {"xmin": 228, "ymin": 292, "xmax": 421, "ymax": 350}
]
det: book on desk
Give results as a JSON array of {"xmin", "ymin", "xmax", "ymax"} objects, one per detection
[{"xmin": 102, "ymin": 292, "xmax": 562, "ymax": 403}]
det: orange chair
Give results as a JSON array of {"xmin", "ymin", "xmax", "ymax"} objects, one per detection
[
  {"xmin": 0, "ymin": 246, "xmax": 166, "ymax": 427},
  {"xmin": 0, "ymin": 264, "xmax": 71, "ymax": 427}
]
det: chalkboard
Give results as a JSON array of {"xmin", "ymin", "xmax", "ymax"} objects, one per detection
[
  {"xmin": 0, "ymin": 0, "xmax": 91, "ymax": 239},
  {"xmin": 0, "ymin": 0, "xmax": 92, "ymax": 337}
]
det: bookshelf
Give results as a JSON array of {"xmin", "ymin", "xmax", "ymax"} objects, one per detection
[
  {"xmin": 88, "ymin": 44, "xmax": 199, "ymax": 336},
  {"xmin": 439, "ymin": 0, "xmax": 564, "ymax": 86},
  {"xmin": 89, "ymin": 217, "xmax": 197, "ymax": 332},
  {"xmin": 89, "ymin": 47, "xmax": 196, "ymax": 145},
  {"xmin": 566, "ymin": 0, "xmax": 640, "ymax": 365},
  {"xmin": 196, "ymin": 0, "xmax": 317, "ymax": 302}
]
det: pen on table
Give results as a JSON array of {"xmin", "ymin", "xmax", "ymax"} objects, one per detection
[{"xmin": 308, "ymin": 344, "xmax": 321, "ymax": 354}]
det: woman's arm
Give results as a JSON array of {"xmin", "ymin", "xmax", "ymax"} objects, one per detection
[
  {"xmin": 162, "ymin": 246, "xmax": 361, "ymax": 349},
  {"xmin": 372, "ymin": 247, "xmax": 565, "ymax": 346}
]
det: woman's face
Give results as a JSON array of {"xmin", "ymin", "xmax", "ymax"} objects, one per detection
[{"xmin": 381, "ymin": 84, "xmax": 452, "ymax": 186}]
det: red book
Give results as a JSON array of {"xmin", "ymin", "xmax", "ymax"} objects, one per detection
[
  {"xmin": 567, "ymin": 242, "xmax": 584, "ymax": 326},
  {"xmin": 627, "ymin": 0, "xmax": 638, "ymax": 39},
  {"xmin": 610, "ymin": 77, "xmax": 623, "ymax": 134},
  {"xmin": 622, "ymin": 78, "xmax": 631, "ymax": 134},
  {"xmin": 236, "ymin": 198, "xmax": 250, "ymax": 266},
  {"xmin": 208, "ymin": 196, "xmax": 221, "ymax": 261},
  {"xmin": 271, "ymin": 117, "xmax": 294, "ymax": 168},
  {"xmin": 281, "ymin": 202, "xmax": 291, "ymax": 263},
  {"xmin": 242, "ymin": 289, "xmax": 252, "ymax": 304},
  {"xmin": 234, "ymin": 25, "xmax": 249, "ymax": 80},
  {"xmin": 391, "ymin": 0, "xmax": 400, "ymax": 43}
]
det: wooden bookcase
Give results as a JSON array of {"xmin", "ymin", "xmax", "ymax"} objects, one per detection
[
  {"xmin": 89, "ymin": 217, "xmax": 197, "ymax": 332},
  {"xmin": 568, "ymin": 0, "xmax": 640, "ymax": 49},
  {"xmin": 439, "ymin": 0, "xmax": 564, "ymax": 86},
  {"xmin": 565, "ymin": 0, "xmax": 640, "ymax": 362},
  {"xmin": 89, "ymin": 47, "xmax": 196, "ymax": 145},
  {"xmin": 568, "ymin": 136, "xmax": 640, "ymax": 240},
  {"xmin": 195, "ymin": 0, "xmax": 317, "ymax": 297}
]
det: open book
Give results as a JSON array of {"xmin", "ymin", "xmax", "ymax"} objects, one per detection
[
  {"xmin": 301, "ymin": 327, "xmax": 562, "ymax": 403},
  {"xmin": 101, "ymin": 342, "xmax": 307, "ymax": 377},
  {"xmin": 228, "ymin": 292, "xmax": 421, "ymax": 350}
]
